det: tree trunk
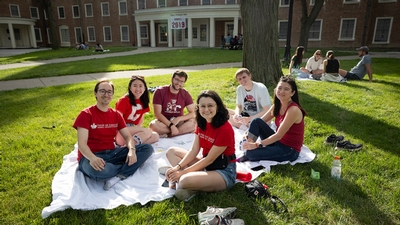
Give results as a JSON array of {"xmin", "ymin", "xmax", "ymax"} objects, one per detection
[
  {"xmin": 298, "ymin": 0, "xmax": 324, "ymax": 50},
  {"xmin": 240, "ymin": 0, "xmax": 282, "ymax": 87},
  {"xmin": 37, "ymin": 0, "xmax": 60, "ymax": 50}
]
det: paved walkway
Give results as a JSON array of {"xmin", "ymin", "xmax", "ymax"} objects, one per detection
[{"xmin": 1, "ymin": 47, "xmax": 399, "ymax": 91}]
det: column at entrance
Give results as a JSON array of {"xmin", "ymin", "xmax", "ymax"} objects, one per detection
[{"xmin": 209, "ymin": 17, "xmax": 215, "ymax": 48}]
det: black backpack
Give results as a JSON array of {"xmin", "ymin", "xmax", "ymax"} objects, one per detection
[{"xmin": 245, "ymin": 180, "xmax": 288, "ymax": 213}]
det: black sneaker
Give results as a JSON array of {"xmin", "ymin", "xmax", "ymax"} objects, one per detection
[
  {"xmin": 335, "ymin": 140, "xmax": 363, "ymax": 151},
  {"xmin": 325, "ymin": 134, "xmax": 344, "ymax": 145}
]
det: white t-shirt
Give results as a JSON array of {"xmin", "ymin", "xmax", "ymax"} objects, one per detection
[
  {"xmin": 236, "ymin": 81, "xmax": 271, "ymax": 117},
  {"xmin": 305, "ymin": 56, "xmax": 323, "ymax": 72}
]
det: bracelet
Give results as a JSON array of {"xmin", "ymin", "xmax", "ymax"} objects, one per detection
[
  {"xmin": 169, "ymin": 122, "xmax": 174, "ymax": 128},
  {"xmin": 177, "ymin": 164, "xmax": 181, "ymax": 169}
]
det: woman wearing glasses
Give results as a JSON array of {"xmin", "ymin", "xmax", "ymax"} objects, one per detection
[
  {"xmin": 115, "ymin": 75, "xmax": 159, "ymax": 146},
  {"xmin": 304, "ymin": 50, "xmax": 324, "ymax": 80},
  {"xmin": 161, "ymin": 90, "xmax": 236, "ymax": 201}
]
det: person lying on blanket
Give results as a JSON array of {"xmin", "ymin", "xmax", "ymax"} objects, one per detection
[
  {"xmin": 162, "ymin": 90, "xmax": 236, "ymax": 201},
  {"xmin": 241, "ymin": 75, "xmax": 306, "ymax": 162},
  {"xmin": 73, "ymin": 79, "xmax": 154, "ymax": 191}
]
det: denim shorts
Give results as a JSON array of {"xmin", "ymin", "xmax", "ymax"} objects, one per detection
[
  {"xmin": 213, "ymin": 162, "xmax": 237, "ymax": 189},
  {"xmin": 126, "ymin": 123, "xmax": 135, "ymax": 127}
]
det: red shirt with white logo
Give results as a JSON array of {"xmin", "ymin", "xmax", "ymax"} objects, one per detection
[{"xmin": 115, "ymin": 95, "xmax": 150, "ymax": 125}]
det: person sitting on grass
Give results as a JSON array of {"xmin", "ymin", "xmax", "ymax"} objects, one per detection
[
  {"xmin": 73, "ymin": 79, "xmax": 153, "ymax": 191},
  {"xmin": 115, "ymin": 75, "xmax": 159, "ymax": 146},
  {"xmin": 161, "ymin": 90, "xmax": 237, "ymax": 201},
  {"xmin": 241, "ymin": 75, "xmax": 306, "ymax": 162},
  {"xmin": 95, "ymin": 43, "xmax": 104, "ymax": 52}
]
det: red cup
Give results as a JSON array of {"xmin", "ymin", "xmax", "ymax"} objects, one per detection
[{"xmin": 236, "ymin": 171, "xmax": 252, "ymax": 182}]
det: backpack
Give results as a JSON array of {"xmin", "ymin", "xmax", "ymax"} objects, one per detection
[{"xmin": 244, "ymin": 180, "xmax": 288, "ymax": 213}]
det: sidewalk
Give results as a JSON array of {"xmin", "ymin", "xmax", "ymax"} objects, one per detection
[{"xmin": 1, "ymin": 47, "xmax": 399, "ymax": 91}]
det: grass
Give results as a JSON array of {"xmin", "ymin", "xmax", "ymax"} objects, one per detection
[{"xmin": 0, "ymin": 50, "xmax": 399, "ymax": 224}]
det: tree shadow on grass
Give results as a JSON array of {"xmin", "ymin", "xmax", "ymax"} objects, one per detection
[
  {"xmin": 300, "ymin": 92, "xmax": 400, "ymax": 157},
  {"xmin": 272, "ymin": 162, "xmax": 395, "ymax": 224}
]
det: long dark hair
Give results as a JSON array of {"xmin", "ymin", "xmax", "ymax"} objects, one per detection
[
  {"xmin": 127, "ymin": 75, "xmax": 149, "ymax": 109},
  {"xmin": 292, "ymin": 46, "xmax": 304, "ymax": 65},
  {"xmin": 273, "ymin": 75, "xmax": 306, "ymax": 117},
  {"xmin": 196, "ymin": 90, "xmax": 229, "ymax": 130}
]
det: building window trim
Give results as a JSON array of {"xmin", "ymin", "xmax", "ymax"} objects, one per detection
[
  {"xmin": 226, "ymin": 0, "xmax": 236, "ymax": 4},
  {"xmin": 158, "ymin": 0, "xmax": 166, "ymax": 7},
  {"xmin": 103, "ymin": 26, "xmax": 112, "ymax": 42},
  {"xmin": 372, "ymin": 17, "xmax": 393, "ymax": 44},
  {"xmin": 35, "ymin": 28, "xmax": 42, "ymax": 42},
  {"xmin": 10, "ymin": 4, "xmax": 20, "ymax": 17},
  {"xmin": 30, "ymin": 7, "xmax": 39, "ymax": 19},
  {"xmin": 179, "ymin": 0, "xmax": 188, "ymax": 6},
  {"xmin": 87, "ymin": 26, "xmax": 96, "ymax": 42},
  {"xmin": 138, "ymin": 0, "xmax": 146, "ymax": 9},
  {"xmin": 119, "ymin": 1, "xmax": 128, "ymax": 15},
  {"xmin": 58, "ymin": 6, "xmax": 66, "ymax": 19},
  {"xmin": 120, "ymin": 25, "xmax": 130, "ymax": 42},
  {"xmin": 278, "ymin": 20, "xmax": 288, "ymax": 41},
  {"xmin": 46, "ymin": 28, "xmax": 51, "ymax": 44},
  {"xmin": 308, "ymin": 19, "xmax": 322, "ymax": 41},
  {"xmin": 85, "ymin": 4, "xmax": 93, "ymax": 17},
  {"xmin": 159, "ymin": 24, "xmax": 168, "ymax": 43},
  {"xmin": 101, "ymin": 2, "xmax": 110, "ymax": 17},
  {"xmin": 279, "ymin": 0, "xmax": 290, "ymax": 7},
  {"xmin": 75, "ymin": 27, "xmax": 83, "ymax": 44},
  {"xmin": 378, "ymin": 0, "xmax": 397, "ymax": 2},
  {"xmin": 202, "ymin": 0, "xmax": 212, "ymax": 5},
  {"xmin": 339, "ymin": 18, "xmax": 357, "ymax": 41},
  {"xmin": 343, "ymin": 0, "xmax": 360, "ymax": 4},
  {"xmin": 140, "ymin": 25, "xmax": 148, "ymax": 39},
  {"xmin": 72, "ymin": 5, "xmax": 80, "ymax": 18}
]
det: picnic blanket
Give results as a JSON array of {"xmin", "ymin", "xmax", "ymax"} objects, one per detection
[{"xmin": 41, "ymin": 126, "xmax": 315, "ymax": 218}]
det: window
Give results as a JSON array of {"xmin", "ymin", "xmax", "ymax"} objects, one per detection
[
  {"xmin": 339, "ymin": 18, "xmax": 356, "ymax": 40},
  {"xmin": 10, "ymin": 4, "xmax": 20, "ymax": 17},
  {"xmin": 310, "ymin": 0, "xmax": 325, "ymax": 5},
  {"xmin": 87, "ymin": 27, "xmax": 96, "ymax": 42},
  {"xmin": 46, "ymin": 28, "xmax": 51, "ymax": 44},
  {"xmin": 35, "ymin": 28, "xmax": 42, "ymax": 42},
  {"xmin": 343, "ymin": 0, "xmax": 360, "ymax": 3},
  {"xmin": 72, "ymin": 5, "xmax": 80, "ymax": 18},
  {"xmin": 373, "ymin": 17, "xmax": 393, "ymax": 43},
  {"xmin": 14, "ymin": 29, "xmax": 21, "ymax": 40},
  {"xmin": 140, "ymin": 25, "xmax": 148, "ymax": 39},
  {"xmin": 278, "ymin": 21, "xmax": 288, "ymax": 40},
  {"xmin": 226, "ymin": 0, "xmax": 236, "ymax": 4},
  {"xmin": 120, "ymin": 26, "xmax": 129, "ymax": 41},
  {"xmin": 101, "ymin": 3, "xmax": 110, "ymax": 16},
  {"xmin": 58, "ymin": 6, "xmax": 65, "ymax": 19},
  {"xmin": 104, "ymin": 26, "xmax": 112, "ymax": 41},
  {"xmin": 158, "ymin": 0, "xmax": 166, "ymax": 7},
  {"xmin": 159, "ymin": 25, "xmax": 168, "ymax": 43},
  {"xmin": 60, "ymin": 27, "xmax": 70, "ymax": 43},
  {"xmin": 378, "ymin": 0, "xmax": 397, "ymax": 2},
  {"xmin": 200, "ymin": 24, "xmax": 207, "ymax": 42},
  {"xmin": 193, "ymin": 27, "xmax": 198, "ymax": 38},
  {"xmin": 308, "ymin": 20, "xmax": 322, "ymax": 40},
  {"xmin": 44, "ymin": 9, "xmax": 48, "ymax": 20},
  {"xmin": 75, "ymin": 27, "xmax": 83, "ymax": 44},
  {"xmin": 138, "ymin": 0, "xmax": 146, "ymax": 9},
  {"xmin": 119, "ymin": 1, "xmax": 127, "ymax": 15},
  {"xmin": 280, "ymin": 0, "xmax": 289, "ymax": 6},
  {"xmin": 30, "ymin": 7, "xmax": 39, "ymax": 19},
  {"xmin": 202, "ymin": 0, "xmax": 211, "ymax": 4},
  {"xmin": 85, "ymin": 4, "xmax": 93, "ymax": 17},
  {"xmin": 179, "ymin": 0, "xmax": 188, "ymax": 6},
  {"xmin": 176, "ymin": 30, "xmax": 182, "ymax": 41}
]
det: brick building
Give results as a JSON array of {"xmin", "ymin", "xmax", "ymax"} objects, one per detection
[{"xmin": 0, "ymin": 0, "xmax": 398, "ymax": 50}]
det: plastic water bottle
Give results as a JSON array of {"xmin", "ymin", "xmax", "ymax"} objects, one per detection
[{"xmin": 331, "ymin": 156, "xmax": 341, "ymax": 180}]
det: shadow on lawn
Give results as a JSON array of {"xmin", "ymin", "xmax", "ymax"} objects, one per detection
[
  {"xmin": 300, "ymin": 92, "xmax": 400, "ymax": 157},
  {"xmin": 273, "ymin": 162, "xmax": 394, "ymax": 224}
]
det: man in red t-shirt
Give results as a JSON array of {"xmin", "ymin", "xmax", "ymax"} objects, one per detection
[
  {"xmin": 73, "ymin": 79, "xmax": 153, "ymax": 190},
  {"xmin": 149, "ymin": 70, "xmax": 196, "ymax": 137}
]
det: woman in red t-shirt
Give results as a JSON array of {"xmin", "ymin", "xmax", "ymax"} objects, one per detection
[
  {"xmin": 115, "ymin": 75, "xmax": 159, "ymax": 145},
  {"xmin": 163, "ymin": 90, "xmax": 236, "ymax": 201}
]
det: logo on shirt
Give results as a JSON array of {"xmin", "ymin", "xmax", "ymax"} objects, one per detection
[
  {"xmin": 91, "ymin": 123, "xmax": 97, "ymax": 129},
  {"xmin": 244, "ymin": 94, "xmax": 257, "ymax": 112},
  {"xmin": 166, "ymin": 99, "xmax": 182, "ymax": 114}
]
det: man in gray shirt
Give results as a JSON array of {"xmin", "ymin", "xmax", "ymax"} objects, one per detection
[{"xmin": 339, "ymin": 46, "xmax": 373, "ymax": 82}]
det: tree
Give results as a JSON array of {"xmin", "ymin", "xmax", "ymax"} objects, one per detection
[
  {"xmin": 298, "ymin": 0, "xmax": 324, "ymax": 50},
  {"xmin": 240, "ymin": 0, "xmax": 283, "ymax": 87},
  {"xmin": 37, "ymin": 0, "xmax": 60, "ymax": 50}
]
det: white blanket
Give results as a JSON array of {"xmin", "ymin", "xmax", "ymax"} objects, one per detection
[{"xmin": 41, "ymin": 126, "xmax": 315, "ymax": 218}]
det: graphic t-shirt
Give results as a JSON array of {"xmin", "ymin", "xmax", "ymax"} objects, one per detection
[
  {"xmin": 115, "ymin": 95, "xmax": 150, "ymax": 125},
  {"xmin": 195, "ymin": 122, "xmax": 235, "ymax": 160},
  {"xmin": 152, "ymin": 85, "xmax": 193, "ymax": 120},
  {"xmin": 236, "ymin": 82, "xmax": 271, "ymax": 116},
  {"xmin": 73, "ymin": 105, "xmax": 126, "ymax": 161}
]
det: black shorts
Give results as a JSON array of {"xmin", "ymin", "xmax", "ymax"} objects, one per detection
[{"xmin": 345, "ymin": 72, "xmax": 361, "ymax": 80}]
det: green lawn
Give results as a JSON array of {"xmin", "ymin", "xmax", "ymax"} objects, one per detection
[{"xmin": 0, "ymin": 50, "xmax": 399, "ymax": 224}]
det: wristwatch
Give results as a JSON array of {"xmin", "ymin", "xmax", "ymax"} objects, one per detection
[{"xmin": 257, "ymin": 142, "xmax": 263, "ymax": 148}]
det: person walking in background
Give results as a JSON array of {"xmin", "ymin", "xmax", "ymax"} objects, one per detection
[
  {"xmin": 73, "ymin": 79, "xmax": 153, "ymax": 190},
  {"xmin": 241, "ymin": 75, "xmax": 306, "ymax": 162},
  {"xmin": 162, "ymin": 90, "xmax": 236, "ymax": 201},
  {"xmin": 305, "ymin": 50, "xmax": 324, "ymax": 80},
  {"xmin": 149, "ymin": 70, "xmax": 196, "ymax": 137},
  {"xmin": 229, "ymin": 68, "xmax": 271, "ymax": 130},
  {"xmin": 115, "ymin": 75, "xmax": 159, "ymax": 146},
  {"xmin": 339, "ymin": 46, "xmax": 373, "ymax": 82}
]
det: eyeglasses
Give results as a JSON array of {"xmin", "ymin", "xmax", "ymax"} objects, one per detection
[
  {"xmin": 173, "ymin": 77, "xmax": 186, "ymax": 84},
  {"xmin": 98, "ymin": 89, "xmax": 114, "ymax": 96},
  {"xmin": 198, "ymin": 104, "xmax": 216, "ymax": 109},
  {"xmin": 316, "ymin": 53, "xmax": 321, "ymax": 55},
  {"xmin": 131, "ymin": 75, "xmax": 144, "ymax": 80}
]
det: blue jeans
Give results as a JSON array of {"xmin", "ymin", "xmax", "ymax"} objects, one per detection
[
  {"xmin": 245, "ymin": 118, "xmax": 299, "ymax": 162},
  {"xmin": 78, "ymin": 144, "xmax": 153, "ymax": 180}
]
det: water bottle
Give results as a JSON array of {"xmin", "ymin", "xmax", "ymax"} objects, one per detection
[{"xmin": 331, "ymin": 156, "xmax": 341, "ymax": 180}]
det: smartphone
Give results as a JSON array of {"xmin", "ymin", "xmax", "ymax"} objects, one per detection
[
  {"xmin": 161, "ymin": 179, "xmax": 169, "ymax": 187},
  {"xmin": 251, "ymin": 165, "xmax": 265, "ymax": 171}
]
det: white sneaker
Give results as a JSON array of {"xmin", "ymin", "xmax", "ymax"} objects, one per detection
[
  {"xmin": 103, "ymin": 176, "xmax": 121, "ymax": 190},
  {"xmin": 157, "ymin": 166, "xmax": 172, "ymax": 175},
  {"xmin": 200, "ymin": 215, "xmax": 245, "ymax": 225},
  {"xmin": 198, "ymin": 206, "xmax": 238, "ymax": 224},
  {"xmin": 174, "ymin": 188, "xmax": 198, "ymax": 202}
]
